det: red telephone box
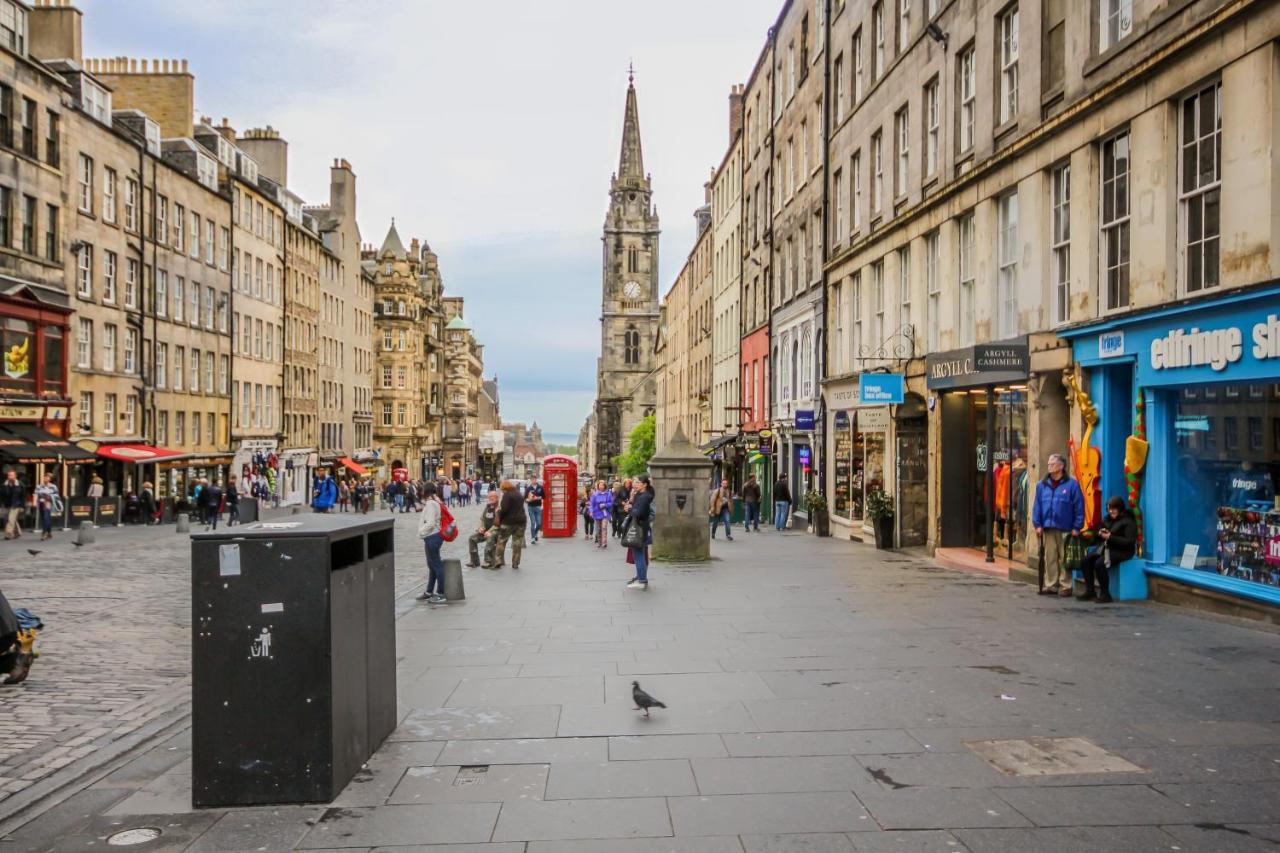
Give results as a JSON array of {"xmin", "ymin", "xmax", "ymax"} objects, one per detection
[{"xmin": 540, "ymin": 455, "xmax": 578, "ymax": 538}]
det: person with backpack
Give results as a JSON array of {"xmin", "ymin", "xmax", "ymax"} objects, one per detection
[
  {"xmin": 312, "ymin": 469, "xmax": 338, "ymax": 513},
  {"xmin": 417, "ymin": 481, "xmax": 446, "ymax": 604}
]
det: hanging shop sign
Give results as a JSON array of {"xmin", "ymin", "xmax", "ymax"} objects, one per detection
[
  {"xmin": 925, "ymin": 338, "xmax": 1030, "ymax": 390},
  {"xmin": 833, "ymin": 410, "xmax": 850, "ymax": 430},
  {"xmin": 857, "ymin": 406, "xmax": 891, "ymax": 432},
  {"xmin": 794, "ymin": 410, "xmax": 815, "ymax": 431},
  {"xmin": 1099, "ymin": 330, "xmax": 1126, "ymax": 359},
  {"xmin": 859, "ymin": 374, "xmax": 905, "ymax": 405}
]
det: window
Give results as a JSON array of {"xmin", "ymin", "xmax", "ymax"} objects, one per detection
[
  {"xmin": 192, "ymin": 408, "xmax": 201, "ymax": 445},
  {"xmin": 77, "ymin": 154, "xmax": 93, "ymax": 213},
  {"xmin": 76, "ymin": 318, "xmax": 91, "ymax": 368},
  {"xmin": 254, "ymin": 257, "xmax": 263, "ymax": 298},
  {"xmin": 801, "ymin": 119, "xmax": 810, "ymax": 178},
  {"xmin": 173, "ymin": 345, "xmax": 184, "ymax": 390},
  {"xmin": 219, "ymin": 355, "xmax": 228, "ymax": 394},
  {"xmin": 156, "ymin": 344, "xmax": 166, "ymax": 389},
  {"xmin": 624, "ymin": 324, "xmax": 640, "ymax": 364},
  {"xmin": 381, "ymin": 402, "xmax": 392, "ymax": 427},
  {"xmin": 924, "ymin": 78, "xmax": 939, "ymax": 177},
  {"xmin": 0, "ymin": 84, "xmax": 10, "ymax": 148},
  {"xmin": 898, "ymin": 246, "xmax": 911, "ymax": 331},
  {"xmin": 999, "ymin": 6, "xmax": 1019, "ymax": 125},
  {"xmin": 239, "ymin": 383, "xmax": 249, "ymax": 427},
  {"xmin": 218, "ymin": 290, "xmax": 228, "ymax": 332},
  {"xmin": 157, "ymin": 410, "xmax": 167, "ymax": 445},
  {"xmin": 124, "ymin": 258, "xmax": 137, "ymax": 309},
  {"xmin": 871, "ymin": 131, "xmax": 883, "ymax": 215},
  {"xmin": 76, "ymin": 244, "xmax": 92, "ymax": 298},
  {"xmin": 102, "ymin": 168, "xmax": 116, "ymax": 224},
  {"xmin": 1100, "ymin": 0, "xmax": 1132, "ymax": 51},
  {"xmin": 203, "ymin": 286, "xmax": 214, "ymax": 329},
  {"xmin": 0, "ymin": 186, "xmax": 8, "ymax": 246},
  {"xmin": 872, "ymin": 2, "xmax": 885, "ymax": 80},
  {"xmin": 173, "ymin": 276, "xmax": 184, "ymax": 321},
  {"xmin": 997, "ymin": 192, "xmax": 1019, "ymax": 339},
  {"xmin": 205, "ymin": 220, "xmax": 214, "ymax": 264},
  {"xmin": 103, "ymin": 393, "xmax": 116, "ymax": 434},
  {"xmin": 264, "ymin": 323, "xmax": 273, "ymax": 361},
  {"xmin": 174, "ymin": 411, "xmax": 184, "ymax": 445},
  {"xmin": 1101, "ymin": 131, "xmax": 1131, "ymax": 309},
  {"xmin": 397, "ymin": 403, "xmax": 407, "ymax": 427},
  {"xmin": 103, "ymin": 324, "xmax": 116, "ymax": 372},
  {"xmin": 44, "ymin": 204, "xmax": 57, "ymax": 261},
  {"xmin": 205, "ymin": 352, "xmax": 214, "ymax": 394},
  {"xmin": 959, "ymin": 45, "xmax": 975, "ymax": 152},
  {"xmin": 852, "ymin": 151, "xmax": 862, "ymax": 232},
  {"xmin": 79, "ymin": 392, "xmax": 92, "ymax": 433},
  {"xmin": 898, "ymin": 0, "xmax": 910, "ymax": 54},
  {"xmin": 382, "ymin": 364, "xmax": 392, "ymax": 388},
  {"xmin": 382, "ymin": 329, "xmax": 392, "ymax": 350},
  {"xmin": 397, "ymin": 366, "xmax": 407, "ymax": 388},
  {"xmin": 833, "ymin": 168, "xmax": 845, "ymax": 242},
  {"xmin": 124, "ymin": 178, "xmax": 138, "ymax": 231},
  {"xmin": 81, "ymin": 78, "xmax": 111, "ymax": 124},
  {"xmin": 1051, "ymin": 163, "xmax": 1071, "ymax": 324},
  {"xmin": 190, "ymin": 348, "xmax": 200, "ymax": 393},
  {"xmin": 19, "ymin": 96, "xmax": 33, "ymax": 156},
  {"xmin": 834, "ymin": 55, "xmax": 844, "ymax": 123},
  {"xmin": 925, "ymin": 230, "xmax": 940, "ymax": 351},
  {"xmin": 852, "ymin": 271, "xmax": 863, "ymax": 359},
  {"xmin": 871, "ymin": 261, "xmax": 885, "ymax": 356},
  {"xmin": 190, "ymin": 212, "xmax": 200, "ymax": 259},
  {"xmin": 20, "ymin": 194, "xmax": 33, "ymax": 253},
  {"xmin": 853, "ymin": 28, "xmax": 864, "ymax": 102},
  {"xmin": 124, "ymin": 328, "xmax": 137, "ymax": 374},
  {"xmin": 1181, "ymin": 81, "xmax": 1221, "ymax": 294},
  {"xmin": 254, "ymin": 319, "xmax": 263, "ymax": 358},
  {"xmin": 155, "ymin": 270, "xmax": 167, "ymax": 317},
  {"xmin": 155, "ymin": 195, "xmax": 166, "ymax": 243},
  {"xmin": 833, "ymin": 281, "xmax": 845, "ymax": 374},
  {"xmin": 959, "ymin": 213, "xmax": 975, "ymax": 345},
  {"xmin": 895, "ymin": 107, "xmax": 909, "ymax": 198},
  {"xmin": 189, "ymin": 281, "xmax": 199, "ymax": 326},
  {"xmin": 44, "ymin": 109, "xmax": 58, "ymax": 167}
]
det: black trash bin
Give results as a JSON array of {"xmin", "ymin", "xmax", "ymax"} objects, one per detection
[{"xmin": 190, "ymin": 514, "xmax": 396, "ymax": 807}]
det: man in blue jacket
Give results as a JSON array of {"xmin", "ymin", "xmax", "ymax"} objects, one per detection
[
  {"xmin": 312, "ymin": 469, "xmax": 338, "ymax": 513},
  {"xmin": 1032, "ymin": 453, "xmax": 1085, "ymax": 597}
]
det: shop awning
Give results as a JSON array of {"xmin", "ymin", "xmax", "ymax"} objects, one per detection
[
  {"xmin": 699, "ymin": 434, "xmax": 738, "ymax": 455},
  {"xmin": 0, "ymin": 425, "xmax": 97, "ymax": 463},
  {"xmin": 95, "ymin": 443, "xmax": 186, "ymax": 464},
  {"xmin": 337, "ymin": 457, "xmax": 368, "ymax": 475}
]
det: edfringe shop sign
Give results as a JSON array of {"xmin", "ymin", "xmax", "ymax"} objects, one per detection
[
  {"xmin": 926, "ymin": 340, "xmax": 1030, "ymax": 390},
  {"xmin": 1150, "ymin": 315, "xmax": 1280, "ymax": 372}
]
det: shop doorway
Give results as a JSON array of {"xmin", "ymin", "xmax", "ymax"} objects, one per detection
[{"xmin": 896, "ymin": 393, "xmax": 928, "ymax": 547}]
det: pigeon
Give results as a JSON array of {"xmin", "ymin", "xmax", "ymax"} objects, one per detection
[
  {"xmin": 71, "ymin": 541, "xmax": 85, "ymax": 548},
  {"xmin": 26, "ymin": 549, "xmax": 40, "ymax": 556},
  {"xmin": 631, "ymin": 681, "xmax": 667, "ymax": 718}
]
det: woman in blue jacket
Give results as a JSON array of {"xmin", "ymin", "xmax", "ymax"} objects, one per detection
[
  {"xmin": 589, "ymin": 481, "xmax": 613, "ymax": 549},
  {"xmin": 1031, "ymin": 453, "xmax": 1085, "ymax": 596}
]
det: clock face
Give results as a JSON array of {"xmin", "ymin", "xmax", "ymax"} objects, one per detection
[{"xmin": 622, "ymin": 281, "xmax": 642, "ymax": 300}]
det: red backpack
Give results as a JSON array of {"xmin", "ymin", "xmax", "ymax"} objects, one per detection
[{"xmin": 439, "ymin": 500, "xmax": 458, "ymax": 542}]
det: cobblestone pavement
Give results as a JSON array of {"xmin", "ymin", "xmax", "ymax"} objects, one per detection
[
  {"xmin": 0, "ymin": 503, "xmax": 431, "ymax": 819},
  {"xmin": 3, "ymin": 506, "xmax": 1280, "ymax": 851}
]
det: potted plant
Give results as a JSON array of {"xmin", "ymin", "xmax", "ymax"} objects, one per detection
[
  {"xmin": 805, "ymin": 490, "xmax": 830, "ymax": 537},
  {"xmin": 865, "ymin": 489, "xmax": 895, "ymax": 550}
]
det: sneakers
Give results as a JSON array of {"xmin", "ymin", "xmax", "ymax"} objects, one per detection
[
  {"xmin": 1096, "ymin": 593, "xmax": 1113, "ymax": 604},
  {"xmin": 1077, "ymin": 590, "xmax": 1097, "ymax": 601},
  {"xmin": 430, "ymin": 593, "xmax": 447, "ymax": 604},
  {"xmin": 626, "ymin": 579, "xmax": 647, "ymax": 590}
]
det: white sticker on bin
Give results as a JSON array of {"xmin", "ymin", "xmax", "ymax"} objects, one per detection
[
  {"xmin": 218, "ymin": 544, "xmax": 241, "ymax": 577},
  {"xmin": 261, "ymin": 603, "xmax": 284, "ymax": 614}
]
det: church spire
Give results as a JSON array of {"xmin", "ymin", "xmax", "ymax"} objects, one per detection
[{"xmin": 617, "ymin": 68, "xmax": 646, "ymax": 186}]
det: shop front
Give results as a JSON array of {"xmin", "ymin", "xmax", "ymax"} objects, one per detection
[
  {"xmin": 277, "ymin": 448, "xmax": 315, "ymax": 506},
  {"xmin": 233, "ymin": 439, "xmax": 279, "ymax": 505},
  {"xmin": 1063, "ymin": 285, "xmax": 1280, "ymax": 612},
  {"xmin": 928, "ymin": 338, "xmax": 1031, "ymax": 561}
]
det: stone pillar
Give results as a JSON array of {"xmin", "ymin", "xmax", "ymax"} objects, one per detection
[{"xmin": 648, "ymin": 424, "xmax": 714, "ymax": 562}]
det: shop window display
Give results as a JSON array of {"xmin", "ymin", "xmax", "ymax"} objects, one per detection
[
  {"xmin": 1173, "ymin": 382, "xmax": 1280, "ymax": 586},
  {"xmin": 972, "ymin": 388, "xmax": 1030, "ymax": 560}
]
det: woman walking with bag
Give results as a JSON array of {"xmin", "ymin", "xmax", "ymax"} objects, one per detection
[
  {"xmin": 624, "ymin": 475, "xmax": 655, "ymax": 590},
  {"xmin": 589, "ymin": 480, "xmax": 613, "ymax": 549},
  {"xmin": 34, "ymin": 474, "xmax": 58, "ymax": 541},
  {"xmin": 417, "ymin": 482, "xmax": 446, "ymax": 604}
]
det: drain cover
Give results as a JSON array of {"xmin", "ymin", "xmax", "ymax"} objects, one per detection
[
  {"xmin": 966, "ymin": 737, "xmax": 1144, "ymax": 777},
  {"xmin": 107, "ymin": 827, "xmax": 163, "ymax": 846},
  {"xmin": 454, "ymin": 765, "xmax": 489, "ymax": 787}
]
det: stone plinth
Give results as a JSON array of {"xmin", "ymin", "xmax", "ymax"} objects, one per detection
[{"xmin": 649, "ymin": 424, "xmax": 714, "ymax": 562}]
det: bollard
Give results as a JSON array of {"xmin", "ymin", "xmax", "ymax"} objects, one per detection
[
  {"xmin": 442, "ymin": 558, "xmax": 465, "ymax": 601},
  {"xmin": 291, "ymin": 505, "xmax": 302, "ymax": 515},
  {"xmin": 74, "ymin": 522, "xmax": 96, "ymax": 546},
  {"xmin": 176, "ymin": 512, "xmax": 190, "ymax": 533}
]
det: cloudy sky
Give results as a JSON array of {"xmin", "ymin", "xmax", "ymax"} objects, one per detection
[{"xmin": 84, "ymin": 0, "xmax": 780, "ymax": 438}]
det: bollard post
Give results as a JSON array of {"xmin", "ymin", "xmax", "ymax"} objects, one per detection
[
  {"xmin": 176, "ymin": 512, "xmax": 190, "ymax": 533},
  {"xmin": 74, "ymin": 522, "xmax": 96, "ymax": 545},
  {"xmin": 442, "ymin": 558, "xmax": 465, "ymax": 601}
]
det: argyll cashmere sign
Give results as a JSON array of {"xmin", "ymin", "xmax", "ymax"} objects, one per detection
[{"xmin": 926, "ymin": 338, "xmax": 1030, "ymax": 390}]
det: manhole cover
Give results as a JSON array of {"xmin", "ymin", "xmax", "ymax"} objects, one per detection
[
  {"xmin": 965, "ymin": 737, "xmax": 1144, "ymax": 777},
  {"xmin": 107, "ymin": 827, "xmax": 163, "ymax": 846},
  {"xmin": 454, "ymin": 765, "xmax": 489, "ymax": 787}
]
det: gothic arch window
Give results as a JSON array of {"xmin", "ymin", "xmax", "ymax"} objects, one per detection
[
  {"xmin": 623, "ymin": 324, "xmax": 640, "ymax": 365},
  {"xmin": 800, "ymin": 326, "xmax": 813, "ymax": 399},
  {"xmin": 790, "ymin": 337, "xmax": 799, "ymax": 403},
  {"xmin": 627, "ymin": 247, "xmax": 639, "ymax": 273}
]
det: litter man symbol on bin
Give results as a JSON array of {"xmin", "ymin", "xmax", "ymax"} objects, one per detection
[{"xmin": 250, "ymin": 627, "xmax": 273, "ymax": 659}]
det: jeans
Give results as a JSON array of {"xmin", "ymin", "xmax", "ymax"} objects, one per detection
[
  {"xmin": 424, "ymin": 532, "xmax": 444, "ymax": 595},
  {"xmin": 395, "ymin": 494, "xmax": 405, "ymax": 512},
  {"xmin": 632, "ymin": 545, "xmax": 649, "ymax": 582},
  {"xmin": 206, "ymin": 506, "xmax": 219, "ymax": 529},
  {"xmin": 594, "ymin": 519, "xmax": 608, "ymax": 547},
  {"xmin": 710, "ymin": 506, "xmax": 732, "ymax": 538},
  {"xmin": 39, "ymin": 506, "xmax": 52, "ymax": 535},
  {"xmin": 228, "ymin": 504, "xmax": 239, "ymax": 525},
  {"xmin": 528, "ymin": 505, "xmax": 543, "ymax": 541},
  {"xmin": 744, "ymin": 502, "xmax": 760, "ymax": 531},
  {"xmin": 774, "ymin": 501, "xmax": 790, "ymax": 530}
]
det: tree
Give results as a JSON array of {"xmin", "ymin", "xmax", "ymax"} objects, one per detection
[{"xmin": 613, "ymin": 415, "xmax": 656, "ymax": 476}]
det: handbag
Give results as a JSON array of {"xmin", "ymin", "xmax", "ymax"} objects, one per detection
[
  {"xmin": 1063, "ymin": 534, "xmax": 1087, "ymax": 573},
  {"xmin": 621, "ymin": 517, "xmax": 645, "ymax": 548}
]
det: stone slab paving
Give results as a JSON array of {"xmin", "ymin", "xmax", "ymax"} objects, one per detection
[{"xmin": 3, "ymin": 504, "xmax": 1280, "ymax": 850}]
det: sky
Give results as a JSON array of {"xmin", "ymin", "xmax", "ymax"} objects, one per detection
[{"xmin": 83, "ymin": 0, "xmax": 782, "ymax": 436}]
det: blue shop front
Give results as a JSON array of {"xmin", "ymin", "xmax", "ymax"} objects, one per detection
[{"xmin": 1063, "ymin": 285, "xmax": 1280, "ymax": 611}]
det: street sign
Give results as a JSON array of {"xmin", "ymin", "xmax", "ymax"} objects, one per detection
[
  {"xmin": 794, "ymin": 410, "xmax": 815, "ymax": 431},
  {"xmin": 859, "ymin": 374, "xmax": 905, "ymax": 405}
]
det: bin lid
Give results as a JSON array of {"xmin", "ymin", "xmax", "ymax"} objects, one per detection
[{"xmin": 191, "ymin": 513, "xmax": 394, "ymax": 540}]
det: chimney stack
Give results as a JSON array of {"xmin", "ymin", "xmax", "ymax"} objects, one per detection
[
  {"xmin": 729, "ymin": 84, "xmax": 745, "ymax": 144},
  {"xmin": 28, "ymin": 0, "xmax": 83, "ymax": 65}
]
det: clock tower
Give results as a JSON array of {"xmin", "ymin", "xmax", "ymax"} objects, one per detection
[{"xmin": 593, "ymin": 70, "xmax": 660, "ymax": 475}]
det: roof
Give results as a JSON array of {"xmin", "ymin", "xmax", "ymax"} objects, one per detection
[
  {"xmin": 379, "ymin": 221, "xmax": 407, "ymax": 259},
  {"xmin": 445, "ymin": 315, "xmax": 470, "ymax": 331}
]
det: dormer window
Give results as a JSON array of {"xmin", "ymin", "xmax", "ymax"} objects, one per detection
[
  {"xmin": 81, "ymin": 79, "xmax": 111, "ymax": 125},
  {"xmin": 0, "ymin": 1, "xmax": 26, "ymax": 55},
  {"xmin": 143, "ymin": 118, "xmax": 160, "ymax": 156},
  {"xmin": 216, "ymin": 136, "xmax": 234, "ymax": 168},
  {"xmin": 196, "ymin": 151, "xmax": 218, "ymax": 191},
  {"xmin": 238, "ymin": 152, "xmax": 258, "ymax": 183}
]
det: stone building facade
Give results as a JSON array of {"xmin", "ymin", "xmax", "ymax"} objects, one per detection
[
  {"xmin": 591, "ymin": 75, "xmax": 660, "ymax": 476},
  {"xmin": 656, "ymin": 203, "xmax": 713, "ymax": 451},
  {"xmin": 711, "ymin": 89, "xmax": 744, "ymax": 443},
  {"xmin": 441, "ymin": 299, "xmax": 482, "ymax": 480}
]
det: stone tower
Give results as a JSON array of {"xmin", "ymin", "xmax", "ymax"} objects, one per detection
[{"xmin": 593, "ymin": 71, "xmax": 660, "ymax": 475}]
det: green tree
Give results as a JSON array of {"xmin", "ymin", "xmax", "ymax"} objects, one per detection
[{"xmin": 614, "ymin": 414, "xmax": 656, "ymax": 476}]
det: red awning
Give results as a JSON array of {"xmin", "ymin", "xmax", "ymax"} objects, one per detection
[
  {"xmin": 95, "ymin": 443, "xmax": 186, "ymax": 463},
  {"xmin": 337, "ymin": 457, "xmax": 367, "ymax": 475}
]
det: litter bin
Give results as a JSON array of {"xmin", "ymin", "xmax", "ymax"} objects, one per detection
[
  {"xmin": 190, "ymin": 514, "xmax": 396, "ymax": 807},
  {"xmin": 236, "ymin": 498, "xmax": 260, "ymax": 524}
]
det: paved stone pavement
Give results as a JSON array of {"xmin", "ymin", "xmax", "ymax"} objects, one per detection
[{"xmin": 3, "ymin": 502, "xmax": 1280, "ymax": 851}]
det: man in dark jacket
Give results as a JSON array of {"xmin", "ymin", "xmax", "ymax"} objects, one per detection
[
  {"xmin": 1079, "ymin": 496, "xmax": 1135, "ymax": 603},
  {"xmin": 1031, "ymin": 453, "xmax": 1086, "ymax": 597},
  {"xmin": 203, "ymin": 481, "xmax": 223, "ymax": 530},
  {"xmin": 742, "ymin": 475, "xmax": 762, "ymax": 532},
  {"xmin": 772, "ymin": 473, "xmax": 792, "ymax": 532},
  {"xmin": 493, "ymin": 480, "xmax": 527, "ymax": 569},
  {"xmin": 472, "ymin": 490, "xmax": 500, "ymax": 568},
  {"xmin": 1, "ymin": 470, "xmax": 26, "ymax": 540}
]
